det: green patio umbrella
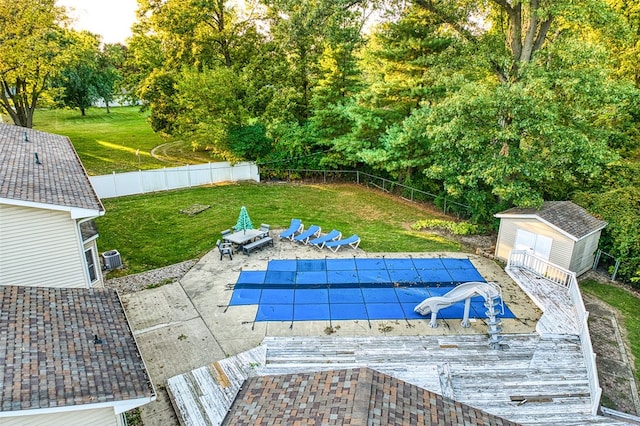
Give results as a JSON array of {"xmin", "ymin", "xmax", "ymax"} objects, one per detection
[{"xmin": 235, "ymin": 206, "xmax": 254, "ymax": 234}]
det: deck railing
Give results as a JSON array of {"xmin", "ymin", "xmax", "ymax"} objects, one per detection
[{"xmin": 507, "ymin": 250, "xmax": 602, "ymax": 415}]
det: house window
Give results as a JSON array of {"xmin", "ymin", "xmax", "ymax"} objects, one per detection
[{"xmin": 85, "ymin": 248, "xmax": 97, "ymax": 282}]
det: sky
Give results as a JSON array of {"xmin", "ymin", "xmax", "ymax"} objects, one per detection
[{"xmin": 58, "ymin": 0, "xmax": 138, "ymax": 44}]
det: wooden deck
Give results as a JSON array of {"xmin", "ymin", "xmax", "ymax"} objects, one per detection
[
  {"xmin": 166, "ymin": 265, "xmax": 631, "ymax": 426},
  {"xmin": 168, "ymin": 333, "xmax": 628, "ymax": 425},
  {"xmin": 505, "ymin": 266, "xmax": 580, "ymax": 336}
]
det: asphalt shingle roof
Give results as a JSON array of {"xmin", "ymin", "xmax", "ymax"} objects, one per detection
[
  {"xmin": 223, "ymin": 367, "xmax": 519, "ymax": 425},
  {"xmin": 0, "ymin": 123, "xmax": 103, "ymax": 212},
  {"xmin": 497, "ymin": 201, "xmax": 607, "ymax": 239},
  {"xmin": 0, "ymin": 286, "xmax": 154, "ymax": 412}
]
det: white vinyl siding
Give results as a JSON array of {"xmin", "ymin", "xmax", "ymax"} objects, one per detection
[
  {"xmin": 570, "ymin": 231, "xmax": 601, "ymax": 275},
  {"xmin": 2, "ymin": 407, "xmax": 118, "ymax": 426},
  {"xmin": 495, "ymin": 218, "xmax": 575, "ymax": 270},
  {"xmin": 0, "ymin": 204, "xmax": 88, "ymax": 288}
]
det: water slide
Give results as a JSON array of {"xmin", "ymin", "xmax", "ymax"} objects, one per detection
[{"xmin": 414, "ymin": 282, "xmax": 502, "ymax": 328}]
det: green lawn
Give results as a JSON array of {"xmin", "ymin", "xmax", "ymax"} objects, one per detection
[
  {"xmin": 33, "ymin": 107, "xmax": 217, "ymax": 175},
  {"xmin": 97, "ymin": 182, "xmax": 460, "ymax": 275},
  {"xmin": 580, "ymin": 279, "xmax": 640, "ymax": 379}
]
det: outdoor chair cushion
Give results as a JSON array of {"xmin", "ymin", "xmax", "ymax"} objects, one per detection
[
  {"xmin": 293, "ymin": 225, "xmax": 321, "ymax": 244},
  {"xmin": 325, "ymin": 234, "xmax": 361, "ymax": 253},
  {"xmin": 279, "ymin": 218, "xmax": 303, "ymax": 240},
  {"xmin": 309, "ymin": 230, "xmax": 342, "ymax": 249}
]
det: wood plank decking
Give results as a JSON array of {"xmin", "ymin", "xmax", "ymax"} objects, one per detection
[
  {"xmin": 168, "ymin": 333, "xmax": 628, "ymax": 425},
  {"xmin": 506, "ymin": 266, "xmax": 580, "ymax": 337}
]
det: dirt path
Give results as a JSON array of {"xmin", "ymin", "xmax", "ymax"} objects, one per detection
[{"xmin": 583, "ymin": 293, "xmax": 640, "ymax": 415}]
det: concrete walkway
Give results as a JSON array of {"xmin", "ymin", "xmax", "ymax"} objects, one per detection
[{"xmin": 121, "ymin": 239, "xmax": 540, "ymax": 425}]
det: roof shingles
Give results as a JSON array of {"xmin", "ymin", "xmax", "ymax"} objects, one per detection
[
  {"xmin": 0, "ymin": 124, "xmax": 103, "ymax": 212},
  {"xmin": 498, "ymin": 201, "xmax": 606, "ymax": 239},
  {"xmin": 223, "ymin": 367, "xmax": 519, "ymax": 425},
  {"xmin": 0, "ymin": 286, "xmax": 154, "ymax": 412}
]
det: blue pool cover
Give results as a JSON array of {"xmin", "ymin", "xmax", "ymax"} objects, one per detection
[{"xmin": 229, "ymin": 258, "xmax": 515, "ymax": 323}]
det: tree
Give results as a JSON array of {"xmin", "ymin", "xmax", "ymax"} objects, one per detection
[
  {"xmin": 413, "ymin": 0, "xmax": 554, "ymax": 83},
  {"xmin": 261, "ymin": 0, "xmax": 370, "ymax": 164},
  {"xmin": 349, "ymin": 0, "xmax": 638, "ymax": 221},
  {"xmin": 330, "ymin": 5, "xmax": 456, "ymax": 170},
  {"xmin": 173, "ymin": 66, "xmax": 248, "ymax": 156},
  {"xmin": 575, "ymin": 187, "xmax": 640, "ymax": 285},
  {"xmin": 0, "ymin": 0, "xmax": 69, "ymax": 127},
  {"xmin": 51, "ymin": 31, "xmax": 101, "ymax": 116},
  {"xmin": 129, "ymin": 0, "xmax": 265, "ymax": 136},
  {"xmin": 95, "ymin": 43, "xmax": 126, "ymax": 112}
]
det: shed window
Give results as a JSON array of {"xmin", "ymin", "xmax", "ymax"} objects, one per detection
[{"xmin": 515, "ymin": 229, "xmax": 552, "ymax": 260}]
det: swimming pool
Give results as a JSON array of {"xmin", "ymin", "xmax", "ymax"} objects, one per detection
[{"xmin": 229, "ymin": 257, "xmax": 515, "ymax": 322}]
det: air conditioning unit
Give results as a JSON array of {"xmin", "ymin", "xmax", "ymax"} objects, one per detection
[{"xmin": 102, "ymin": 250, "xmax": 122, "ymax": 270}]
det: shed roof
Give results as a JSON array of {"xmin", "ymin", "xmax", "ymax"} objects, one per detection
[
  {"xmin": 223, "ymin": 367, "xmax": 518, "ymax": 425},
  {"xmin": 0, "ymin": 285, "xmax": 155, "ymax": 413},
  {"xmin": 496, "ymin": 201, "xmax": 607, "ymax": 240},
  {"xmin": 0, "ymin": 124, "xmax": 104, "ymax": 215}
]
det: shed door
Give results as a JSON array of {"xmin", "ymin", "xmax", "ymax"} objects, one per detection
[{"xmin": 515, "ymin": 229, "xmax": 552, "ymax": 260}]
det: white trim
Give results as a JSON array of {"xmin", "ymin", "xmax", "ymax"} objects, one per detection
[
  {"xmin": 76, "ymin": 220, "xmax": 93, "ymax": 288},
  {"xmin": 579, "ymin": 227, "xmax": 604, "ymax": 241},
  {"xmin": 0, "ymin": 198, "xmax": 103, "ymax": 219},
  {"xmin": 494, "ymin": 213, "xmax": 606, "ymax": 242},
  {"xmin": 0, "ymin": 396, "xmax": 156, "ymax": 418}
]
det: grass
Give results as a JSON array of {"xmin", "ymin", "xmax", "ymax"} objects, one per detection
[
  {"xmin": 97, "ymin": 182, "xmax": 461, "ymax": 275},
  {"xmin": 32, "ymin": 107, "xmax": 215, "ymax": 175},
  {"xmin": 580, "ymin": 279, "xmax": 640, "ymax": 380}
]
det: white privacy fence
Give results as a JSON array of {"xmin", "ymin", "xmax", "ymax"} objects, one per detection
[
  {"xmin": 90, "ymin": 162, "xmax": 260, "ymax": 199},
  {"xmin": 507, "ymin": 250, "xmax": 601, "ymax": 415}
]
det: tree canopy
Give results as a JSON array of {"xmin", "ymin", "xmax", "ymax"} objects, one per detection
[
  {"xmin": 3, "ymin": 0, "xmax": 638, "ymax": 281},
  {"xmin": 0, "ymin": 0, "xmax": 68, "ymax": 127}
]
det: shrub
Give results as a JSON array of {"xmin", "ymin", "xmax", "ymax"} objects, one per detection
[
  {"xmin": 574, "ymin": 187, "xmax": 640, "ymax": 285},
  {"xmin": 411, "ymin": 219, "xmax": 486, "ymax": 236}
]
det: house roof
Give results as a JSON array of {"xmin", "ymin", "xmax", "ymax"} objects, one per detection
[
  {"xmin": 495, "ymin": 201, "xmax": 607, "ymax": 240},
  {"xmin": 223, "ymin": 367, "xmax": 519, "ymax": 425},
  {"xmin": 0, "ymin": 285, "xmax": 155, "ymax": 413},
  {"xmin": 0, "ymin": 123, "xmax": 104, "ymax": 215}
]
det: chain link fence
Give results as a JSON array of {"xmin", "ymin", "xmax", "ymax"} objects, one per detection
[{"xmin": 259, "ymin": 167, "xmax": 473, "ymax": 219}]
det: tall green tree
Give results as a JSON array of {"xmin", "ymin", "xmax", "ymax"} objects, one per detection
[
  {"xmin": 0, "ymin": 0, "xmax": 69, "ymax": 127},
  {"xmin": 331, "ymin": 5, "xmax": 455, "ymax": 171},
  {"xmin": 129, "ymin": 0, "xmax": 265, "ymax": 137},
  {"xmin": 351, "ymin": 0, "xmax": 637, "ymax": 220},
  {"xmin": 95, "ymin": 43, "xmax": 126, "ymax": 112},
  {"xmin": 262, "ymin": 0, "xmax": 369, "ymax": 163},
  {"xmin": 51, "ymin": 31, "xmax": 101, "ymax": 116}
]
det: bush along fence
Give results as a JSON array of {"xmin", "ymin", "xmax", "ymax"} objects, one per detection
[{"xmin": 259, "ymin": 167, "xmax": 473, "ymax": 219}]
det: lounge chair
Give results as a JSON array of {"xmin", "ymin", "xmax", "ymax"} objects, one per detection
[
  {"xmin": 279, "ymin": 218, "xmax": 303, "ymax": 241},
  {"xmin": 216, "ymin": 239, "xmax": 233, "ymax": 260},
  {"xmin": 293, "ymin": 225, "xmax": 321, "ymax": 244},
  {"xmin": 325, "ymin": 234, "xmax": 361, "ymax": 253},
  {"xmin": 309, "ymin": 229, "xmax": 341, "ymax": 249}
]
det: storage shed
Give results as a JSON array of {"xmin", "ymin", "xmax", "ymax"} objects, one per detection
[{"xmin": 494, "ymin": 201, "xmax": 607, "ymax": 276}]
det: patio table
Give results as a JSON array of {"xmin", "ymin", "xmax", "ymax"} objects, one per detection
[{"xmin": 223, "ymin": 229, "xmax": 264, "ymax": 249}]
